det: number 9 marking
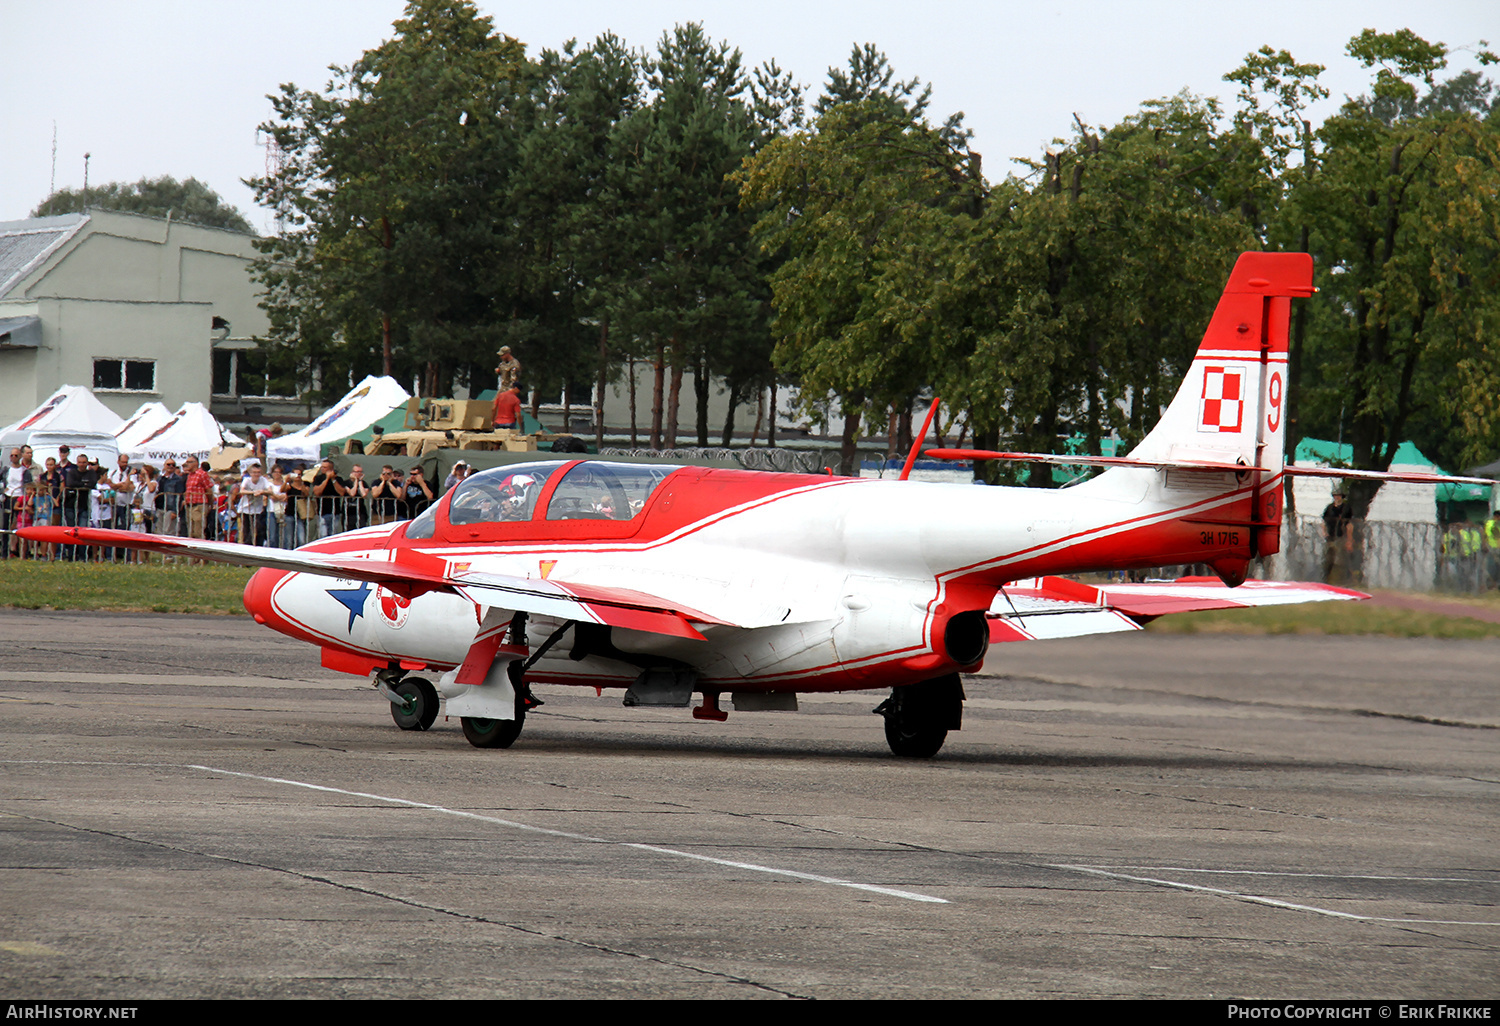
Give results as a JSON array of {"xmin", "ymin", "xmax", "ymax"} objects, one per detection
[{"xmin": 1267, "ymin": 372, "xmax": 1283, "ymax": 432}]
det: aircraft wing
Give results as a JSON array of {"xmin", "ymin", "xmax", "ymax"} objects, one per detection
[
  {"xmin": 19, "ymin": 526, "xmax": 725, "ymax": 641},
  {"xmin": 987, "ymin": 575, "xmax": 1367, "ymax": 642}
]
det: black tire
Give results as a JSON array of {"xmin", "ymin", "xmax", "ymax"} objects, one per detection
[
  {"xmin": 461, "ymin": 711, "xmax": 525, "ymax": 749},
  {"xmin": 877, "ymin": 674, "xmax": 963, "ymax": 758},
  {"xmin": 390, "ymin": 677, "xmax": 439, "ymax": 731},
  {"xmin": 884, "ymin": 719, "xmax": 948, "ymax": 759}
]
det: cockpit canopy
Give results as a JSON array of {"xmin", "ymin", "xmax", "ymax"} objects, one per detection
[{"xmin": 442, "ymin": 460, "xmax": 680, "ymax": 528}]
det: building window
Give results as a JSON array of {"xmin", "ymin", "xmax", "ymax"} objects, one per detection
[
  {"xmin": 212, "ymin": 348, "xmax": 298, "ymax": 399},
  {"xmin": 93, "ymin": 358, "xmax": 156, "ymax": 392}
]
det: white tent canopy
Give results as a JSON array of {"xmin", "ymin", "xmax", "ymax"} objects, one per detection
[
  {"xmin": 113, "ymin": 401, "xmax": 173, "ymax": 449},
  {"xmin": 0, "ymin": 384, "xmax": 124, "ymax": 451},
  {"xmin": 124, "ymin": 402, "xmax": 233, "ymax": 468},
  {"xmin": 266, "ymin": 375, "xmax": 412, "ymax": 465}
]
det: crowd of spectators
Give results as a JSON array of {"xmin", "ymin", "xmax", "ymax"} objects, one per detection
[{"xmin": 1, "ymin": 442, "xmax": 471, "ymax": 561}]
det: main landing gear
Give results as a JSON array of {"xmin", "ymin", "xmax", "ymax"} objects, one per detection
[
  {"xmin": 460, "ymin": 652, "xmax": 543, "ymax": 750},
  {"xmin": 874, "ymin": 674, "xmax": 965, "ymax": 758}
]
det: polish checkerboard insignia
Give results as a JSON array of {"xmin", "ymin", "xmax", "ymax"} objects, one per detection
[{"xmin": 1199, "ymin": 366, "xmax": 1244, "ymax": 433}]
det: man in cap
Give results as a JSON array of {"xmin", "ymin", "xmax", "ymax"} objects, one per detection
[{"xmin": 494, "ymin": 346, "xmax": 521, "ymax": 392}]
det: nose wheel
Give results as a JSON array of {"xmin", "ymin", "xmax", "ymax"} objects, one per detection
[{"xmin": 390, "ymin": 676, "xmax": 439, "ymax": 731}]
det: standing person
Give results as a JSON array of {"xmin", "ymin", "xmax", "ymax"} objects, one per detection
[
  {"xmin": 494, "ymin": 346, "xmax": 522, "ymax": 391},
  {"xmin": 130, "ymin": 465, "xmax": 158, "ymax": 560},
  {"xmin": 233, "ymin": 461, "xmax": 275, "ymax": 547},
  {"xmin": 282, "ymin": 468, "xmax": 310, "ymax": 548},
  {"xmin": 157, "ymin": 459, "xmax": 185, "ymax": 536},
  {"xmin": 213, "ymin": 472, "xmax": 232, "ymax": 541},
  {"xmin": 16, "ymin": 448, "xmax": 37, "ymax": 557},
  {"xmin": 254, "ymin": 423, "xmax": 284, "ymax": 460},
  {"xmin": 1484, "ymin": 510, "xmax": 1500, "ymax": 590},
  {"xmin": 402, "ymin": 464, "xmax": 434, "ymax": 520},
  {"xmin": 369, "ymin": 465, "xmax": 403, "ymax": 525},
  {"xmin": 344, "ymin": 464, "xmax": 370, "ymax": 532},
  {"xmin": 87, "ymin": 460, "xmax": 108, "ymax": 559},
  {"xmin": 35, "ymin": 456, "xmax": 63, "ymax": 560},
  {"xmin": 60, "ymin": 454, "xmax": 98, "ymax": 561},
  {"xmin": 311, "ymin": 459, "xmax": 347, "ymax": 538},
  {"xmin": 106, "ymin": 454, "xmax": 135, "ymax": 561},
  {"xmin": 267, "ymin": 466, "xmax": 288, "ymax": 549},
  {"xmin": 1321, "ymin": 490, "xmax": 1354, "ymax": 584},
  {"xmin": 493, "ymin": 383, "xmax": 522, "ymax": 431},
  {"xmin": 15, "ymin": 475, "xmax": 36, "ymax": 559},
  {"xmin": 3, "ymin": 448, "xmax": 25, "ymax": 558},
  {"xmin": 443, "ymin": 460, "xmax": 469, "ymax": 493},
  {"xmin": 181, "ymin": 457, "xmax": 214, "ymax": 540}
]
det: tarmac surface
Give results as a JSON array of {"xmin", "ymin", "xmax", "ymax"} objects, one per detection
[{"xmin": 1, "ymin": 609, "xmax": 1497, "ymax": 1000}]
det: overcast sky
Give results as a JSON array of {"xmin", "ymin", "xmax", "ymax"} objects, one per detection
[{"xmin": 2, "ymin": 1, "xmax": 1495, "ymax": 234}]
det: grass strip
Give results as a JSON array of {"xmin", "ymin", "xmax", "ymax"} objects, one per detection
[
  {"xmin": 0, "ymin": 559, "xmax": 254, "ymax": 615},
  {"xmin": 1143, "ymin": 599, "xmax": 1500, "ymax": 639}
]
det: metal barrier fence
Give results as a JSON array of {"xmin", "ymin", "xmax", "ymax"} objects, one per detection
[{"xmin": 1, "ymin": 485, "xmax": 437, "ymax": 561}]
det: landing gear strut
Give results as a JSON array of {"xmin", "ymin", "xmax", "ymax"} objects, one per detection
[
  {"xmin": 460, "ymin": 636, "xmax": 538, "ymax": 749},
  {"xmin": 874, "ymin": 674, "xmax": 965, "ymax": 758}
]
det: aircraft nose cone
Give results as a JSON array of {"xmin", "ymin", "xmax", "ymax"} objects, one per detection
[{"xmin": 243, "ymin": 567, "xmax": 285, "ymax": 624}]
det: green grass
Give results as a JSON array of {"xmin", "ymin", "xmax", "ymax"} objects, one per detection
[
  {"xmin": 0, "ymin": 559, "xmax": 255, "ymax": 615},
  {"xmin": 1144, "ymin": 599, "xmax": 1500, "ymax": 639}
]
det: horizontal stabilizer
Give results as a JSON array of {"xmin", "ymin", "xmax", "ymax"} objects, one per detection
[
  {"xmin": 988, "ymin": 575, "xmax": 1366, "ymax": 643},
  {"xmin": 1284, "ymin": 465, "xmax": 1494, "ymax": 487},
  {"xmin": 925, "ymin": 448, "xmax": 1256, "ymax": 474},
  {"xmin": 924, "ymin": 450, "xmax": 1496, "ymax": 489}
]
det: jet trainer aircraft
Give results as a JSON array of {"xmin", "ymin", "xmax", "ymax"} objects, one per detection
[{"xmin": 25, "ymin": 253, "xmax": 1482, "ymax": 757}]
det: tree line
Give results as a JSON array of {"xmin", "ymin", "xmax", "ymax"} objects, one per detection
[{"xmin": 245, "ymin": 1, "xmax": 1499, "ymax": 502}]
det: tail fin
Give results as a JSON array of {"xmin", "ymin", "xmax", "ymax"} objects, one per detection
[
  {"xmin": 1129, "ymin": 252, "xmax": 1313, "ymax": 470},
  {"xmin": 1127, "ymin": 252, "xmax": 1313, "ymax": 563}
]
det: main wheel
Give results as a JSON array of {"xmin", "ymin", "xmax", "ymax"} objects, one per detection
[
  {"xmin": 883, "ymin": 719, "xmax": 948, "ymax": 759},
  {"xmin": 461, "ymin": 711, "xmax": 525, "ymax": 749},
  {"xmin": 390, "ymin": 677, "xmax": 439, "ymax": 731},
  {"xmin": 876, "ymin": 674, "xmax": 965, "ymax": 758}
]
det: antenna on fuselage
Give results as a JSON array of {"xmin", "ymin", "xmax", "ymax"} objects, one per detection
[{"xmin": 898, "ymin": 397, "xmax": 942, "ymax": 482}]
